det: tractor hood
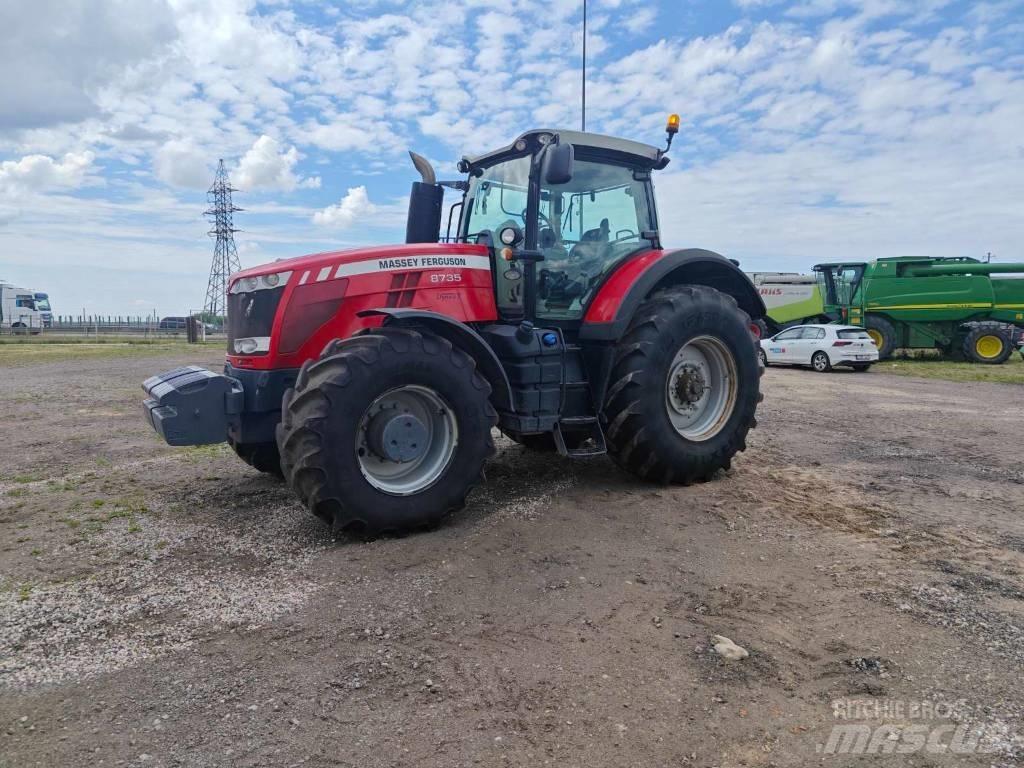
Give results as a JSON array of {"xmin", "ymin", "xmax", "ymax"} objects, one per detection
[{"xmin": 229, "ymin": 242, "xmax": 490, "ymax": 289}]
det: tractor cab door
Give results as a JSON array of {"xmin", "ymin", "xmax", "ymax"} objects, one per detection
[{"xmin": 533, "ymin": 158, "xmax": 656, "ymax": 322}]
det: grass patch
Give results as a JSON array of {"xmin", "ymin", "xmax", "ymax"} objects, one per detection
[
  {"xmin": 11, "ymin": 473, "xmax": 42, "ymax": 484},
  {"xmin": 0, "ymin": 340, "xmax": 223, "ymax": 366},
  {"xmin": 183, "ymin": 443, "xmax": 231, "ymax": 462},
  {"xmin": 878, "ymin": 353, "xmax": 1024, "ymax": 384},
  {"xmin": 18, "ymin": 584, "xmax": 32, "ymax": 602}
]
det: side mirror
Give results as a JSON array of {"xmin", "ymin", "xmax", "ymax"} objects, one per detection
[{"xmin": 543, "ymin": 142, "xmax": 574, "ymax": 185}]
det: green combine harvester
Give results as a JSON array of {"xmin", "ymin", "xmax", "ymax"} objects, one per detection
[{"xmin": 812, "ymin": 257, "xmax": 1024, "ymax": 363}]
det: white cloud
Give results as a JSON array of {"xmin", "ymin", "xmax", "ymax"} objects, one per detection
[
  {"xmin": 0, "ymin": 205, "xmax": 20, "ymax": 225},
  {"xmin": 623, "ymin": 8, "xmax": 658, "ymax": 33},
  {"xmin": 312, "ymin": 186, "xmax": 377, "ymax": 229},
  {"xmin": 234, "ymin": 135, "xmax": 309, "ymax": 192},
  {"xmin": 0, "ymin": 151, "xmax": 94, "ymax": 195},
  {"xmin": 153, "ymin": 139, "xmax": 211, "ymax": 189}
]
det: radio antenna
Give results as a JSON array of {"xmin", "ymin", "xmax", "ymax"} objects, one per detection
[{"xmin": 581, "ymin": 0, "xmax": 587, "ymax": 131}]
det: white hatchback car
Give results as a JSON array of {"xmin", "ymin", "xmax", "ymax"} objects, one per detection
[{"xmin": 759, "ymin": 324, "xmax": 878, "ymax": 373}]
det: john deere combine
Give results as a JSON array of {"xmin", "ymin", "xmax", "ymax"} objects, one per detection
[{"xmin": 813, "ymin": 257, "xmax": 1024, "ymax": 363}]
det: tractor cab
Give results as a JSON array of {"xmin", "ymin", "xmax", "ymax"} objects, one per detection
[
  {"xmin": 455, "ymin": 130, "xmax": 666, "ymax": 322},
  {"xmin": 812, "ymin": 262, "xmax": 867, "ymax": 325},
  {"xmin": 405, "ymin": 129, "xmax": 670, "ymax": 325}
]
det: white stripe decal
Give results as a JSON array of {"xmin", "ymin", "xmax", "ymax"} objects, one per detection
[{"xmin": 330, "ymin": 254, "xmax": 492, "ymax": 279}]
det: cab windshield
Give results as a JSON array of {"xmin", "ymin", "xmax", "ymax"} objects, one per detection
[
  {"xmin": 461, "ymin": 155, "xmax": 531, "ymax": 243},
  {"xmin": 816, "ymin": 264, "xmax": 865, "ymax": 307},
  {"xmin": 459, "ymin": 151, "xmax": 655, "ymax": 320},
  {"xmin": 34, "ymin": 298, "xmax": 51, "ymax": 312},
  {"xmin": 535, "ymin": 159, "xmax": 653, "ymax": 319}
]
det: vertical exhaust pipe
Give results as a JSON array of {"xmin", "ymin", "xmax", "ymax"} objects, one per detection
[{"xmin": 406, "ymin": 151, "xmax": 443, "ymax": 244}]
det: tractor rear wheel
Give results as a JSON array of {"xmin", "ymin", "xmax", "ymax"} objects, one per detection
[
  {"xmin": 961, "ymin": 322, "xmax": 1013, "ymax": 364},
  {"xmin": 276, "ymin": 328, "xmax": 496, "ymax": 537},
  {"xmin": 865, "ymin": 315, "xmax": 897, "ymax": 359},
  {"xmin": 229, "ymin": 438, "xmax": 283, "ymax": 478},
  {"xmin": 602, "ymin": 285, "xmax": 760, "ymax": 484}
]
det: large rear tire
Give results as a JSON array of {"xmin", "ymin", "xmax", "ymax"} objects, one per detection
[
  {"xmin": 961, "ymin": 322, "xmax": 1013, "ymax": 364},
  {"xmin": 276, "ymin": 328, "xmax": 496, "ymax": 537},
  {"xmin": 602, "ymin": 285, "xmax": 760, "ymax": 484},
  {"xmin": 865, "ymin": 315, "xmax": 898, "ymax": 359}
]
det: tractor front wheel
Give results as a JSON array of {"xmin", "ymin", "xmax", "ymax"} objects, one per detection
[
  {"xmin": 603, "ymin": 285, "xmax": 760, "ymax": 484},
  {"xmin": 276, "ymin": 328, "xmax": 496, "ymax": 537}
]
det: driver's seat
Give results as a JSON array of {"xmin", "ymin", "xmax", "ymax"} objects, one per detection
[
  {"xmin": 570, "ymin": 218, "xmax": 609, "ymax": 261},
  {"xmin": 580, "ymin": 218, "xmax": 610, "ymax": 244}
]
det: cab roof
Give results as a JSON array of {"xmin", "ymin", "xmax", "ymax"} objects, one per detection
[{"xmin": 462, "ymin": 129, "xmax": 666, "ymax": 171}]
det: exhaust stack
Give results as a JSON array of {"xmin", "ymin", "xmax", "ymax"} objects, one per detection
[{"xmin": 405, "ymin": 151, "xmax": 443, "ymax": 244}]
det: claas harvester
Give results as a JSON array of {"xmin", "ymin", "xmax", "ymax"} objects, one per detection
[
  {"xmin": 814, "ymin": 257, "xmax": 1024, "ymax": 363},
  {"xmin": 143, "ymin": 120, "xmax": 767, "ymax": 536}
]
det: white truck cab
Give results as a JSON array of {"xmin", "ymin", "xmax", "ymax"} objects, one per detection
[{"xmin": 0, "ymin": 281, "xmax": 44, "ymax": 332}]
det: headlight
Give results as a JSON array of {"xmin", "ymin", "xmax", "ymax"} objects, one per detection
[
  {"xmin": 499, "ymin": 225, "xmax": 522, "ymax": 246},
  {"xmin": 233, "ymin": 337, "xmax": 271, "ymax": 355},
  {"xmin": 230, "ymin": 271, "xmax": 292, "ymax": 294}
]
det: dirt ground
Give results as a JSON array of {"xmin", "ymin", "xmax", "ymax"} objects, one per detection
[{"xmin": 1, "ymin": 347, "xmax": 1023, "ymax": 767}]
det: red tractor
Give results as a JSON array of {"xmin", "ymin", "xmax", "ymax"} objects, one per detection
[{"xmin": 144, "ymin": 120, "xmax": 766, "ymax": 536}]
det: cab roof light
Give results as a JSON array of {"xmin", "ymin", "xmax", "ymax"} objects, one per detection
[{"xmin": 663, "ymin": 113, "xmax": 680, "ymax": 153}]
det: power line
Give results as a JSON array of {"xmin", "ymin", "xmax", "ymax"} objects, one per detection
[{"xmin": 203, "ymin": 159, "xmax": 242, "ymax": 319}]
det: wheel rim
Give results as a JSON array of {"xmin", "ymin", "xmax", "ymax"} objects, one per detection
[
  {"xmin": 665, "ymin": 335, "xmax": 738, "ymax": 442},
  {"xmin": 975, "ymin": 334, "xmax": 1003, "ymax": 359},
  {"xmin": 356, "ymin": 385, "xmax": 458, "ymax": 495},
  {"xmin": 813, "ymin": 353, "xmax": 827, "ymax": 371},
  {"xmin": 759, "ymin": 349, "xmax": 767, "ymax": 366},
  {"xmin": 867, "ymin": 329, "xmax": 884, "ymax": 348}
]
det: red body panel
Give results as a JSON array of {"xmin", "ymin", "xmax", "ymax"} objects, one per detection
[
  {"xmin": 227, "ymin": 243, "xmax": 497, "ymax": 370},
  {"xmin": 583, "ymin": 249, "xmax": 661, "ymax": 323}
]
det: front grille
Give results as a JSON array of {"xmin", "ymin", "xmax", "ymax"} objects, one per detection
[{"xmin": 227, "ymin": 287, "xmax": 285, "ymax": 353}]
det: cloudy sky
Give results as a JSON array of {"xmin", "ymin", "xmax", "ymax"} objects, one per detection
[{"xmin": 0, "ymin": 0, "xmax": 1022, "ymax": 316}]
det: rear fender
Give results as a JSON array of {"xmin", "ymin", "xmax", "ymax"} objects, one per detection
[
  {"xmin": 580, "ymin": 248, "xmax": 765, "ymax": 408},
  {"xmin": 357, "ymin": 309, "xmax": 514, "ymax": 412},
  {"xmin": 581, "ymin": 248, "xmax": 766, "ymax": 342}
]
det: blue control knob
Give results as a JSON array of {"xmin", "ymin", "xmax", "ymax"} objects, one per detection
[{"xmin": 541, "ymin": 332, "xmax": 558, "ymax": 347}]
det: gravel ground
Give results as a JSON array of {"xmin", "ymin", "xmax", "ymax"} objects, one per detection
[{"xmin": 1, "ymin": 349, "xmax": 1023, "ymax": 766}]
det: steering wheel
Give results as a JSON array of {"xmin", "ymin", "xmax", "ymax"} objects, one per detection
[{"xmin": 526, "ymin": 208, "xmax": 556, "ymax": 232}]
